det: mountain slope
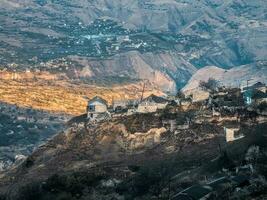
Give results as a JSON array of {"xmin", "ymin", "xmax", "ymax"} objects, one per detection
[
  {"xmin": 0, "ymin": 111, "xmax": 225, "ymax": 197},
  {"xmin": 182, "ymin": 61, "xmax": 267, "ymax": 93},
  {"xmin": 0, "ymin": 0, "xmax": 266, "ymax": 92},
  {"xmin": 0, "ymin": 110, "xmax": 266, "ymax": 199}
]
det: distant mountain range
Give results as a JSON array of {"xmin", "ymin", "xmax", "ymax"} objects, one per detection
[{"xmin": 0, "ymin": 0, "xmax": 266, "ymax": 92}]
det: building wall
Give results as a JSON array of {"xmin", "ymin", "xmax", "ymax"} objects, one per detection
[
  {"xmin": 87, "ymin": 100, "xmax": 108, "ymax": 119},
  {"xmin": 137, "ymin": 102, "xmax": 167, "ymax": 113},
  {"xmin": 88, "ymin": 101, "xmax": 107, "ymax": 113},
  {"xmin": 113, "ymin": 101, "xmax": 128, "ymax": 110},
  {"xmin": 255, "ymin": 98, "xmax": 267, "ymax": 105},
  {"xmin": 192, "ymin": 90, "xmax": 210, "ymax": 102},
  {"xmin": 137, "ymin": 105, "xmax": 158, "ymax": 113},
  {"xmin": 224, "ymin": 127, "xmax": 243, "ymax": 142},
  {"xmin": 225, "ymin": 128, "xmax": 236, "ymax": 142}
]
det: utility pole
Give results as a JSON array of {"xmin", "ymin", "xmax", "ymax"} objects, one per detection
[
  {"xmin": 140, "ymin": 80, "xmax": 146, "ymax": 101},
  {"xmin": 111, "ymin": 96, "xmax": 114, "ymax": 111}
]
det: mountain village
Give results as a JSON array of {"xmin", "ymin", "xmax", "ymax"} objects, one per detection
[
  {"xmin": 0, "ymin": 0, "xmax": 267, "ymax": 199},
  {"xmin": 0, "ymin": 74, "xmax": 266, "ymax": 200},
  {"xmin": 2, "ymin": 80, "xmax": 265, "ymax": 200},
  {"xmin": 87, "ymin": 82, "xmax": 267, "ymax": 142},
  {"xmin": 68, "ymin": 81, "xmax": 267, "ymax": 200}
]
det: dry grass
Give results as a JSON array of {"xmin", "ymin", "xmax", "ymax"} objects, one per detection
[{"xmin": 0, "ymin": 72, "xmax": 163, "ymax": 115}]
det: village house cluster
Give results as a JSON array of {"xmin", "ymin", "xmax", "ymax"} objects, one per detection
[
  {"xmin": 86, "ymin": 94, "xmax": 170, "ymax": 122},
  {"xmin": 183, "ymin": 81, "xmax": 267, "ymax": 107},
  {"xmin": 85, "ymin": 81, "xmax": 267, "ymax": 143}
]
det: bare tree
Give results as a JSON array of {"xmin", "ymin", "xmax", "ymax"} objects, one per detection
[
  {"xmin": 199, "ymin": 78, "xmax": 219, "ymax": 92},
  {"xmin": 176, "ymin": 90, "xmax": 185, "ymax": 99}
]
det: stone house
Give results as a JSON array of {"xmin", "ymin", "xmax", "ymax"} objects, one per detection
[
  {"xmin": 191, "ymin": 90, "xmax": 210, "ymax": 102},
  {"xmin": 242, "ymin": 82, "xmax": 266, "ymax": 93},
  {"xmin": 87, "ymin": 96, "xmax": 110, "ymax": 121},
  {"xmin": 242, "ymin": 82, "xmax": 266, "ymax": 105},
  {"xmin": 183, "ymin": 87, "xmax": 210, "ymax": 103},
  {"xmin": 252, "ymin": 90, "xmax": 267, "ymax": 105},
  {"xmin": 209, "ymin": 88, "xmax": 244, "ymax": 108},
  {"xmin": 112, "ymin": 100, "xmax": 128, "ymax": 111},
  {"xmin": 137, "ymin": 94, "xmax": 169, "ymax": 113},
  {"xmin": 224, "ymin": 125, "xmax": 244, "ymax": 142},
  {"xmin": 243, "ymin": 89, "xmax": 267, "ymax": 106},
  {"xmin": 112, "ymin": 99, "xmax": 139, "ymax": 112}
]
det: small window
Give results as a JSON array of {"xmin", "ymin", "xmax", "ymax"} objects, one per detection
[
  {"xmin": 89, "ymin": 105, "xmax": 95, "ymax": 111},
  {"xmin": 90, "ymin": 113, "xmax": 94, "ymax": 118}
]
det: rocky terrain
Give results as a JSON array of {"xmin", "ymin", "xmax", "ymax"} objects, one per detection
[
  {"xmin": 0, "ymin": 1, "xmax": 266, "ymax": 199},
  {"xmin": 1, "ymin": 0, "xmax": 266, "ymax": 91},
  {"xmin": 0, "ymin": 103, "xmax": 266, "ymax": 199}
]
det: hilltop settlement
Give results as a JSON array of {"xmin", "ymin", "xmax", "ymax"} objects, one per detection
[
  {"xmin": 0, "ymin": 80, "xmax": 267, "ymax": 200},
  {"xmin": 86, "ymin": 81, "xmax": 267, "ymax": 124}
]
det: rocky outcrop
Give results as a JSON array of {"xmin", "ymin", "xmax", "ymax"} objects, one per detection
[
  {"xmin": 103, "ymin": 124, "xmax": 167, "ymax": 151},
  {"xmin": 127, "ymin": 127, "xmax": 167, "ymax": 150}
]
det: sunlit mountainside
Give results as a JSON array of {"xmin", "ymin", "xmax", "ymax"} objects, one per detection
[
  {"xmin": 0, "ymin": 1, "xmax": 267, "ymax": 200},
  {"xmin": 0, "ymin": 71, "xmax": 163, "ymax": 115},
  {"xmin": 0, "ymin": 0, "xmax": 266, "ymax": 95}
]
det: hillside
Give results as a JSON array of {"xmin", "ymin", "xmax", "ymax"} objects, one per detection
[
  {"xmin": 0, "ymin": 71, "xmax": 164, "ymax": 115},
  {"xmin": 0, "ymin": 102, "xmax": 68, "ymax": 172},
  {"xmin": 0, "ymin": 1, "xmax": 266, "ymax": 199},
  {"xmin": 1, "ymin": 0, "xmax": 266, "ymax": 92},
  {"xmin": 182, "ymin": 61, "xmax": 267, "ymax": 94},
  {"xmin": 0, "ymin": 106, "xmax": 267, "ymax": 199}
]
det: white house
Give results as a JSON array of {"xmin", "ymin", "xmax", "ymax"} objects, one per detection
[
  {"xmin": 224, "ymin": 125, "xmax": 244, "ymax": 142},
  {"xmin": 137, "ymin": 94, "xmax": 169, "ymax": 113},
  {"xmin": 87, "ymin": 96, "xmax": 109, "ymax": 121}
]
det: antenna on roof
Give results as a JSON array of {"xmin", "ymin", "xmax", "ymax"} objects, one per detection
[{"xmin": 140, "ymin": 80, "xmax": 147, "ymax": 101}]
